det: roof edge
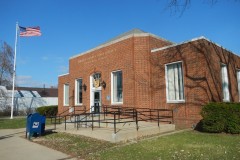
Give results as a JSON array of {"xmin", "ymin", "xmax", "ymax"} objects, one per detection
[
  {"xmin": 151, "ymin": 36, "xmax": 239, "ymax": 56},
  {"xmin": 58, "ymin": 73, "xmax": 69, "ymax": 77},
  {"xmin": 70, "ymin": 31, "xmax": 174, "ymax": 60},
  {"xmin": 151, "ymin": 36, "xmax": 206, "ymax": 52}
]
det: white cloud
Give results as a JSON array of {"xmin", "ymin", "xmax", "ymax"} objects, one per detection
[
  {"xmin": 55, "ymin": 57, "xmax": 64, "ymax": 63},
  {"xmin": 57, "ymin": 65, "xmax": 69, "ymax": 74},
  {"xmin": 16, "ymin": 75, "xmax": 42, "ymax": 87},
  {"xmin": 17, "ymin": 57, "xmax": 28, "ymax": 65},
  {"xmin": 40, "ymin": 55, "xmax": 65, "ymax": 63},
  {"xmin": 41, "ymin": 56, "xmax": 49, "ymax": 61},
  {"xmin": 16, "ymin": 75, "xmax": 56, "ymax": 88}
]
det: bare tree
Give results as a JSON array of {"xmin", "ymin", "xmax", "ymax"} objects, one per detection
[
  {"xmin": 0, "ymin": 41, "xmax": 14, "ymax": 87},
  {"xmin": 0, "ymin": 41, "xmax": 14, "ymax": 116},
  {"xmin": 167, "ymin": 0, "xmax": 239, "ymax": 15}
]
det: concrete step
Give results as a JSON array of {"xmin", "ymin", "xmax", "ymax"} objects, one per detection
[
  {"xmin": 56, "ymin": 120, "xmax": 175, "ymax": 143},
  {"xmin": 57, "ymin": 124, "xmax": 175, "ymax": 143}
]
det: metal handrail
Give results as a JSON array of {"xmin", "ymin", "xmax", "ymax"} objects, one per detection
[{"xmin": 57, "ymin": 105, "xmax": 174, "ymax": 134}]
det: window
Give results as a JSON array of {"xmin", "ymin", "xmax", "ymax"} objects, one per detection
[
  {"xmin": 221, "ymin": 64, "xmax": 230, "ymax": 101},
  {"xmin": 63, "ymin": 84, "xmax": 69, "ymax": 106},
  {"xmin": 75, "ymin": 79, "xmax": 83, "ymax": 105},
  {"xmin": 237, "ymin": 70, "xmax": 240, "ymax": 101},
  {"xmin": 111, "ymin": 70, "xmax": 123, "ymax": 103},
  {"xmin": 166, "ymin": 62, "xmax": 184, "ymax": 102}
]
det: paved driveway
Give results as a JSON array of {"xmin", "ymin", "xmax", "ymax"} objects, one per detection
[{"xmin": 0, "ymin": 128, "xmax": 75, "ymax": 160}]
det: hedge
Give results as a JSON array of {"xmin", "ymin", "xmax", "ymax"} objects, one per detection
[
  {"xmin": 36, "ymin": 105, "xmax": 58, "ymax": 117},
  {"xmin": 198, "ymin": 102, "xmax": 240, "ymax": 134}
]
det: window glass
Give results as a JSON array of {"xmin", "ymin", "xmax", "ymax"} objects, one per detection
[
  {"xmin": 166, "ymin": 62, "xmax": 184, "ymax": 101},
  {"xmin": 76, "ymin": 79, "xmax": 82, "ymax": 104},
  {"xmin": 221, "ymin": 64, "xmax": 230, "ymax": 101},
  {"xmin": 112, "ymin": 71, "xmax": 123, "ymax": 103},
  {"xmin": 237, "ymin": 70, "xmax": 240, "ymax": 101},
  {"xmin": 64, "ymin": 84, "xmax": 69, "ymax": 105}
]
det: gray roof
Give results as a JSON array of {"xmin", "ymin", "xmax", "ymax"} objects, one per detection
[
  {"xmin": 105, "ymin": 28, "xmax": 146, "ymax": 43},
  {"xmin": 1, "ymin": 86, "xmax": 58, "ymax": 98}
]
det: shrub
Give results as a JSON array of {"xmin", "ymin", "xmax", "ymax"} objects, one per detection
[
  {"xmin": 198, "ymin": 102, "xmax": 240, "ymax": 134},
  {"xmin": 36, "ymin": 105, "xmax": 58, "ymax": 117}
]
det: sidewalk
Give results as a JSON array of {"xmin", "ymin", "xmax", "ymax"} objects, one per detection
[
  {"xmin": 56, "ymin": 119, "xmax": 175, "ymax": 143},
  {"xmin": 0, "ymin": 128, "xmax": 76, "ymax": 160}
]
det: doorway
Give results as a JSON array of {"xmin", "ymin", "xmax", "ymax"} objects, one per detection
[
  {"xmin": 93, "ymin": 91, "xmax": 101, "ymax": 113},
  {"xmin": 90, "ymin": 73, "xmax": 102, "ymax": 113}
]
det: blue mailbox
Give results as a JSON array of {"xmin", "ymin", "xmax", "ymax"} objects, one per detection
[{"xmin": 26, "ymin": 113, "xmax": 46, "ymax": 139}]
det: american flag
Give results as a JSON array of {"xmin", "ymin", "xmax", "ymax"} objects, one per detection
[{"xmin": 19, "ymin": 26, "xmax": 41, "ymax": 37}]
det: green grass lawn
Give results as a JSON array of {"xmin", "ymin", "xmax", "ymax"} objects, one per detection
[
  {"xmin": 89, "ymin": 131, "xmax": 240, "ymax": 160},
  {"xmin": 0, "ymin": 117, "xmax": 27, "ymax": 129},
  {"xmin": 2, "ymin": 117, "xmax": 240, "ymax": 159},
  {"xmin": 36, "ymin": 132, "xmax": 116, "ymax": 159},
  {"xmin": 0, "ymin": 117, "xmax": 55, "ymax": 129},
  {"xmin": 34, "ymin": 130, "xmax": 240, "ymax": 160}
]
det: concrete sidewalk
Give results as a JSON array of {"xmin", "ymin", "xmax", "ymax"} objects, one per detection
[
  {"xmin": 0, "ymin": 128, "xmax": 76, "ymax": 160},
  {"xmin": 56, "ymin": 119, "xmax": 175, "ymax": 143}
]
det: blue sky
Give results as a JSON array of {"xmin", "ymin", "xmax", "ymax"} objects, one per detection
[{"xmin": 0, "ymin": 0, "xmax": 240, "ymax": 88}]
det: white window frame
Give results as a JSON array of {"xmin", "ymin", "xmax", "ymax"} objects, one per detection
[
  {"xmin": 63, "ymin": 83, "xmax": 69, "ymax": 106},
  {"xmin": 221, "ymin": 63, "xmax": 230, "ymax": 102},
  {"xmin": 111, "ymin": 70, "xmax": 123, "ymax": 104},
  {"xmin": 75, "ymin": 78, "xmax": 83, "ymax": 105},
  {"xmin": 237, "ymin": 69, "xmax": 240, "ymax": 102},
  {"xmin": 165, "ymin": 61, "xmax": 185, "ymax": 103}
]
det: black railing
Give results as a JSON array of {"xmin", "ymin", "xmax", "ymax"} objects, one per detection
[
  {"xmin": 47, "ymin": 105, "xmax": 87, "ymax": 130},
  {"xmin": 59, "ymin": 105, "xmax": 174, "ymax": 134}
]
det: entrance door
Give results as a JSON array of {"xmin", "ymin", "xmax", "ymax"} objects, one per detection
[{"xmin": 93, "ymin": 91, "xmax": 101, "ymax": 113}]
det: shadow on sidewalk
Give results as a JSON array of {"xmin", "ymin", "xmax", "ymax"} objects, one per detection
[{"xmin": 0, "ymin": 131, "xmax": 25, "ymax": 140}]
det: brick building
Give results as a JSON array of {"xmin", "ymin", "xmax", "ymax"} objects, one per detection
[{"xmin": 58, "ymin": 29, "xmax": 240, "ymax": 128}]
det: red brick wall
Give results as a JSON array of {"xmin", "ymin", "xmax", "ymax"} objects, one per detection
[
  {"xmin": 58, "ymin": 34, "xmax": 240, "ymax": 128},
  {"xmin": 151, "ymin": 38, "xmax": 240, "ymax": 128},
  {"xmin": 58, "ymin": 74, "xmax": 69, "ymax": 114},
  {"xmin": 133, "ymin": 36, "xmax": 172, "ymax": 108},
  {"xmin": 69, "ymin": 37, "xmax": 135, "ymax": 110},
  {"xmin": 58, "ymin": 35, "xmax": 171, "ymax": 113}
]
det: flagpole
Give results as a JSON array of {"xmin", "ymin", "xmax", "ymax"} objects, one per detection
[{"xmin": 10, "ymin": 22, "xmax": 18, "ymax": 119}]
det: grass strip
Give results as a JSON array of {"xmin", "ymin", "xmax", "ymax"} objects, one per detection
[{"xmin": 34, "ymin": 130, "xmax": 240, "ymax": 160}]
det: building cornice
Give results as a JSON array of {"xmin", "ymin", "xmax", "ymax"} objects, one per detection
[
  {"xmin": 58, "ymin": 73, "xmax": 69, "ymax": 77},
  {"xmin": 151, "ymin": 36, "xmax": 239, "ymax": 57},
  {"xmin": 70, "ymin": 32, "xmax": 173, "ymax": 60}
]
